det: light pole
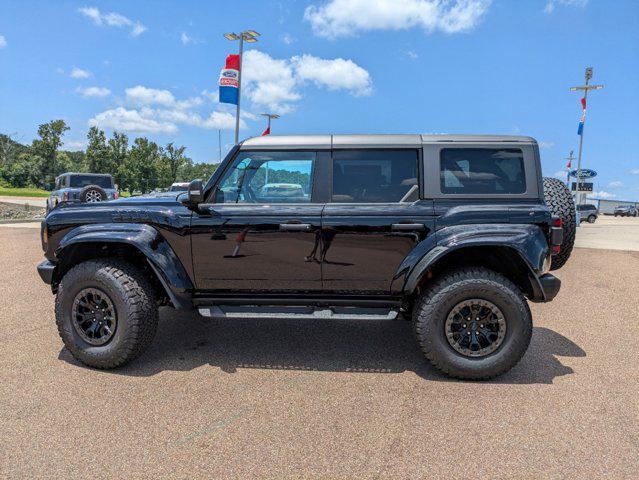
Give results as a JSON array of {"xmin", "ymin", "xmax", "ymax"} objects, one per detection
[
  {"xmin": 570, "ymin": 67, "xmax": 603, "ymax": 204},
  {"xmin": 260, "ymin": 113, "xmax": 279, "ymax": 135},
  {"xmin": 565, "ymin": 150, "xmax": 575, "ymax": 186},
  {"xmin": 223, "ymin": 30, "xmax": 260, "ymax": 144},
  {"xmin": 260, "ymin": 114, "xmax": 279, "ymax": 183}
]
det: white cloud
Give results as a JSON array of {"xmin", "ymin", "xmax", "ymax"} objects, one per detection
[
  {"xmin": 89, "ymin": 107, "xmax": 178, "ymax": 134},
  {"xmin": 241, "ymin": 50, "xmax": 373, "ymax": 113},
  {"xmin": 76, "ymin": 86, "xmax": 111, "ymax": 98},
  {"xmin": 64, "ymin": 140, "xmax": 87, "ymax": 151},
  {"xmin": 403, "ymin": 50, "xmax": 419, "ymax": 59},
  {"xmin": 592, "ymin": 190, "xmax": 613, "ymax": 199},
  {"xmin": 553, "ymin": 170, "xmax": 567, "ymax": 179},
  {"xmin": 89, "ymin": 87, "xmax": 246, "ymax": 134},
  {"xmin": 544, "ymin": 0, "xmax": 588, "ymax": 14},
  {"xmin": 608, "ymin": 181, "xmax": 623, "ymax": 188},
  {"xmin": 629, "ymin": 168, "xmax": 639, "ymax": 175},
  {"xmin": 70, "ymin": 67, "xmax": 92, "ymax": 79},
  {"xmin": 304, "ymin": 0, "xmax": 491, "ymax": 39},
  {"xmin": 242, "ymin": 50, "xmax": 302, "ymax": 114},
  {"xmin": 0, "ymin": 35, "xmax": 7, "ymax": 49},
  {"xmin": 538, "ymin": 140, "xmax": 555, "ymax": 149},
  {"xmin": 125, "ymin": 85, "xmax": 176, "ymax": 106},
  {"xmin": 78, "ymin": 6, "xmax": 147, "ymax": 37},
  {"xmin": 282, "ymin": 33, "xmax": 296, "ymax": 45},
  {"xmin": 291, "ymin": 54, "xmax": 373, "ymax": 96},
  {"xmin": 180, "ymin": 32, "xmax": 192, "ymax": 44}
]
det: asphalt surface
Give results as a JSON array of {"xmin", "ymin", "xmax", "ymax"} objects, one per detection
[{"xmin": 1, "ymin": 227, "xmax": 638, "ymax": 478}]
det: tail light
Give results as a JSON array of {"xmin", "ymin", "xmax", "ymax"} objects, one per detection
[
  {"xmin": 62, "ymin": 191, "xmax": 68, "ymax": 201},
  {"xmin": 550, "ymin": 217, "xmax": 563, "ymax": 254}
]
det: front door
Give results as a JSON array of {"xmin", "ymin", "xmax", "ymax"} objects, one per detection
[
  {"xmin": 320, "ymin": 149, "xmax": 435, "ymax": 294},
  {"xmin": 191, "ymin": 150, "xmax": 324, "ymax": 292}
]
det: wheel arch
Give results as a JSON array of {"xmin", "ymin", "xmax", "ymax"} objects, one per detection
[
  {"xmin": 404, "ymin": 244, "xmax": 547, "ymax": 306},
  {"xmin": 53, "ymin": 224, "xmax": 193, "ymax": 309}
]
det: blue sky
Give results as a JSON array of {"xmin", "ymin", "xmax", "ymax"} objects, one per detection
[{"xmin": 1, "ymin": 0, "xmax": 638, "ymax": 199}]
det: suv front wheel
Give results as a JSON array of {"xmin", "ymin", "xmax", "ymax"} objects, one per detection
[
  {"xmin": 55, "ymin": 259, "xmax": 158, "ymax": 369},
  {"xmin": 413, "ymin": 267, "xmax": 532, "ymax": 380}
]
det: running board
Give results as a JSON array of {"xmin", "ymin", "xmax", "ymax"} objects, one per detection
[{"xmin": 198, "ymin": 305, "xmax": 399, "ymax": 321}]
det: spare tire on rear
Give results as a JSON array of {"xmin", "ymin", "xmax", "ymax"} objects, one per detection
[
  {"xmin": 543, "ymin": 177, "xmax": 576, "ymax": 270},
  {"xmin": 79, "ymin": 184, "xmax": 107, "ymax": 203}
]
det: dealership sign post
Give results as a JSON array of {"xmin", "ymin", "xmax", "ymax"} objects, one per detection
[{"xmin": 221, "ymin": 30, "xmax": 260, "ymax": 144}]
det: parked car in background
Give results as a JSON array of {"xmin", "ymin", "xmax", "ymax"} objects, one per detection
[
  {"xmin": 577, "ymin": 204, "xmax": 598, "ymax": 223},
  {"xmin": 146, "ymin": 182, "xmax": 191, "ymax": 198},
  {"xmin": 46, "ymin": 172, "xmax": 117, "ymax": 213},
  {"xmin": 614, "ymin": 205, "xmax": 638, "ymax": 217}
]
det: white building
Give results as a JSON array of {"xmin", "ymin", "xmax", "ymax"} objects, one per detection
[{"xmin": 587, "ymin": 197, "xmax": 639, "ymax": 215}]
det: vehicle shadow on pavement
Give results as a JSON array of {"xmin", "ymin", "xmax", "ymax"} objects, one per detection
[{"xmin": 59, "ymin": 309, "xmax": 586, "ymax": 384}]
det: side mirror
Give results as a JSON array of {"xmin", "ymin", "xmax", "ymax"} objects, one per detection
[{"xmin": 184, "ymin": 179, "xmax": 203, "ymax": 207}]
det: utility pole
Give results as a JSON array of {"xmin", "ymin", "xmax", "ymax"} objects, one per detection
[
  {"xmin": 224, "ymin": 30, "xmax": 260, "ymax": 144},
  {"xmin": 570, "ymin": 67, "xmax": 603, "ymax": 204},
  {"xmin": 565, "ymin": 150, "xmax": 575, "ymax": 186},
  {"xmin": 218, "ymin": 129, "xmax": 222, "ymax": 162}
]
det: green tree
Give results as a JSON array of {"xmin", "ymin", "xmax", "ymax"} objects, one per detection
[
  {"xmin": 125, "ymin": 137, "xmax": 162, "ymax": 193},
  {"xmin": 108, "ymin": 131, "xmax": 129, "ymax": 189},
  {"xmin": 164, "ymin": 143, "xmax": 187, "ymax": 183},
  {"xmin": 85, "ymin": 126, "xmax": 111, "ymax": 174},
  {"xmin": 31, "ymin": 120, "xmax": 69, "ymax": 187}
]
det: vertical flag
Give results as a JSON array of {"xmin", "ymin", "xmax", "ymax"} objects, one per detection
[
  {"xmin": 577, "ymin": 97, "xmax": 586, "ymax": 135},
  {"xmin": 219, "ymin": 54, "xmax": 240, "ymax": 105}
]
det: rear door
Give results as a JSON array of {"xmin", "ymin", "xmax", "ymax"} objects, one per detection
[{"xmin": 321, "ymin": 148, "xmax": 435, "ymax": 294}]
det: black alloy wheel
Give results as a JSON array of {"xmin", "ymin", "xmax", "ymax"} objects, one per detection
[
  {"xmin": 71, "ymin": 288, "xmax": 117, "ymax": 346},
  {"xmin": 444, "ymin": 299, "xmax": 506, "ymax": 358}
]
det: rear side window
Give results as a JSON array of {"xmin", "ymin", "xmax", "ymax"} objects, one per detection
[
  {"xmin": 332, "ymin": 150, "xmax": 419, "ymax": 203},
  {"xmin": 440, "ymin": 148, "xmax": 526, "ymax": 194}
]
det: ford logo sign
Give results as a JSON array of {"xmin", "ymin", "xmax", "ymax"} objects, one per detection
[
  {"xmin": 222, "ymin": 71, "xmax": 237, "ymax": 78},
  {"xmin": 569, "ymin": 169, "xmax": 597, "ymax": 179}
]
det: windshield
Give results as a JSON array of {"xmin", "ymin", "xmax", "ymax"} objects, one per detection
[{"xmin": 69, "ymin": 175, "xmax": 113, "ymax": 189}]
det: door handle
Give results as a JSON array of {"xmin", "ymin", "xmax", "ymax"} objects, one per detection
[
  {"xmin": 279, "ymin": 223, "xmax": 312, "ymax": 231},
  {"xmin": 391, "ymin": 223, "xmax": 426, "ymax": 232}
]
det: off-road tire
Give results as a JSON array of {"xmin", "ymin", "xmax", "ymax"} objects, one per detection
[
  {"xmin": 587, "ymin": 215, "xmax": 596, "ymax": 223},
  {"xmin": 413, "ymin": 267, "xmax": 532, "ymax": 380},
  {"xmin": 55, "ymin": 259, "xmax": 158, "ymax": 369},
  {"xmin": 543, "ymin": 177, "xmax": 576, "ymax": 270},
  {"xmin": 79, "ymin": 184, "xmax": 107, "ymax": 203}
]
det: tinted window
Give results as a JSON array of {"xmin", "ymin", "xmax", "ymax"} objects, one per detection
[
  {"xmin": 440, "ymin": 148, "xmax": 526, "ymax": 194},
  {"xmin": 69, "ymin": 175, "xmax": 113, "ymax": 189},
  {"xmin": 332, "ymin": 150, "xmax": 418, "ymax": 203},
  {"xmin": 217, "ymin": 151, "xmax": 315, "ymax": 203},
  {"xmin": 577, "ymin": 204, "xmax": 596, "ymax": 211}
]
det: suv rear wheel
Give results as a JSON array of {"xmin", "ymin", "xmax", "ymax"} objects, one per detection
[
  {"xmin": 543, "ymin": 177, "xmax": 576, "ymax": 270},
  {"xmin": 55, "ymin": 259, "xmax": 158, "ymax": 369},
  {"xmin": 413, "ymin": 267, "xmax": 532, "ymax": 380}
]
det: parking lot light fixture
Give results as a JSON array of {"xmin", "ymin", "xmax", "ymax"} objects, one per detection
[{"xmin": 224, "ymin": 30, "xmax": 260, "ymax": 144}]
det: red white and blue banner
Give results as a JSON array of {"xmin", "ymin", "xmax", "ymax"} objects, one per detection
[
  {"xmin": 219, "ymin": 54, "xmax": 240, "ymax": 105},
  {"xmin": 577, "ymin": 97, "xmax": 586, "ymax": 135}
]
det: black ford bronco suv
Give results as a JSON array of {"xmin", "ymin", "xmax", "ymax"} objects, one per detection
[{"xmin": 37, "ymin": 135, "xmax": 575, "ymax": 379}]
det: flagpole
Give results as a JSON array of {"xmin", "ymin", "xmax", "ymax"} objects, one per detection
[{"xmin": 570, "ymin": 67, "xmax": 604, "ymax": 205}]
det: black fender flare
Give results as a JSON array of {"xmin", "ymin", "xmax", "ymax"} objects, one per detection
[
  {"xmin": 397, "ymin": 224, "xmax": 551, "ymax": 301},
  {"xmin": 55, "ymin": 223, "xmax": 193, "ymax": 309}
]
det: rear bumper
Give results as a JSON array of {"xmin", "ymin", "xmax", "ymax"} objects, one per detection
[
  {"xmin": 37, "ymin": 260, "xmax": 56, "ymax": 284},
  {"xmin": 538, "ymin": 273, "xmax": 561, "ymax": 302}
]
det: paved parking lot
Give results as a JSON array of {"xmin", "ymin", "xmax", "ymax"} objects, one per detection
[{"xmin": 1, "ymin": 225, "xmax": 638, "ymax": 478}]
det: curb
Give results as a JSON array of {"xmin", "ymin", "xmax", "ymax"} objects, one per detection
[{"xmin": 0, "ymin": 218, "xmax": 43, "ymax": 224}]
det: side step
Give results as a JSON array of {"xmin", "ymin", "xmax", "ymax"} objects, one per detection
[{"xmin": 198, "ymin": 305, "xmax": 399, "ymax": 321}]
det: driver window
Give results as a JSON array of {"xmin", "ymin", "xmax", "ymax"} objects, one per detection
[{"xmin": 217, "ymin": 151, "xmax": 316, "ymax": 204}]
